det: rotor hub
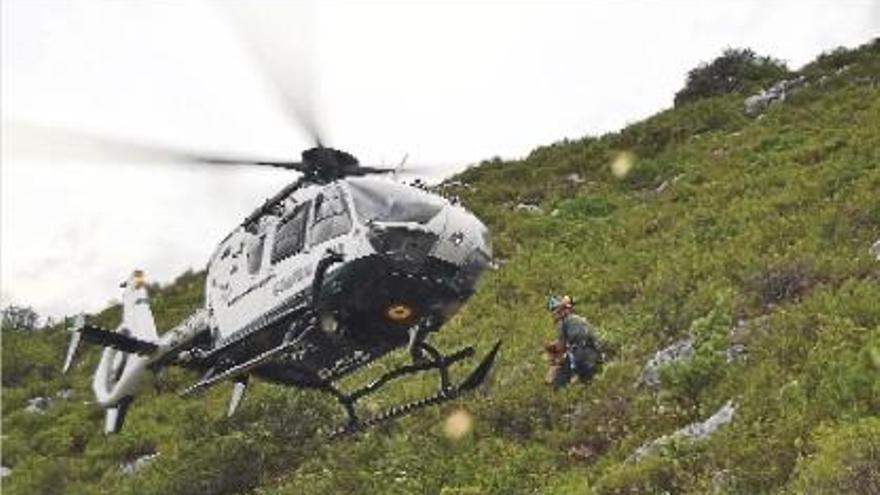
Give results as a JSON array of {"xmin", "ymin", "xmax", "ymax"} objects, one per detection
[{"xmin": 301, "ymin": 147, "xmax": 360, "ymax": 183}]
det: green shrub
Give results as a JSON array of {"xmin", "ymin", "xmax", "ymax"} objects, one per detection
[
  {"xmin": 674, "ymin": 48, "xmax": 791, "ymax": 106},
  {"xmin": 787, "ymin": 417, "xmax": 880, "ymax": 495},
  {"xmin": 120, "ymin": 433, "xmax": 264, "ymax": 495},
  {"xmin": 2, "ymin": 456, "xmax": 69, "ymax": 495},
  {"xmin": 748, "ymin": 263, "xmax": 818, "ymax": 308},
  {"xmin": 555, "ymin": 196, "xmax": 616, "ymax": 219},
  {"xmin": 4, "ymin": 37, "xmax": 880, "ymax": 495},
  {"xmin": 659, "ymin": 302, "xmax": 731, "ymax": 412},
  {"xmin": 593, "ymin": 440, "xmax": 707, "ymax": 495}
]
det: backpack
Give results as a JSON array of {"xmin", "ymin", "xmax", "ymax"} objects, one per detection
[{"xmin": 561, "ymin": 315, "xmax": 593, "ymax": 347}]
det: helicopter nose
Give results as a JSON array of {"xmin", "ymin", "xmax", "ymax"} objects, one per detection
[
  {"xmin": 367, "ymin": 223, "xmax": 439, "ymax": 270},
  {"xmin": 430, "ymin": 206, "xmax": 491, "ymax": 267}
]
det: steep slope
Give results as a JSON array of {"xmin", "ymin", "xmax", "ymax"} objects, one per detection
[{"xmin": 2, "ymin": 39, "xmax": 878, "ymax": 495}]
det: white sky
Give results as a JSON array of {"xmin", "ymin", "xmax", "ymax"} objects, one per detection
[{"xmin": 2, "ymin": 0, "xmax": 878, "ymax": 320}]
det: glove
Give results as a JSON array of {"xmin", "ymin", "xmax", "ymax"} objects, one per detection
[{"xmin": 544, "ymin": 340, "xmax": 566, "ymax": 365}]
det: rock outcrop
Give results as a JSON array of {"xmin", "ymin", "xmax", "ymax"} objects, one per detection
[
  {"xmin": 638, "ymin": 338, "xmax": 694, "ymax": 390},
  {"xmin": 630, "ymin": 401, "xmax": 736, "ymax": 461},
  {"xmin": 120, "ymin": 453, "xmax": 160, "ymax": 475},
  {"xmin": 25, "ymin": 396, "xmax": 50, "ymax": 414},
  {"xmin": 744, "ymin": 76, "xmax": 807, "ymax": 116}
]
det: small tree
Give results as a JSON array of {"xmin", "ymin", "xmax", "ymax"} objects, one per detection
[
  {"xmin": 674, "ymin": 48, "xmax": 791, "ymax": 107},
  {"xmin": 1, "ymin": 305, "xmax": 40, "ymax": 331}
]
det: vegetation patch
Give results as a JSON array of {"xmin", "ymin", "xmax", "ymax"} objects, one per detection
[
  {"xmin": 555, "ymin": 196, "xmax": 616, "ymax": 219},
  {"xmin": 3, "ymin": 39, "xmax": 879, "ymax": 495}
]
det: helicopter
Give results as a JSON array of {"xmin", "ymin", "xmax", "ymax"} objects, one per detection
[
  {"xmin": 23, "ymin": 4, "xmax": 503, "ymax": 436},
  {"xmin": 62, "ymin": 143, "xmax": 498, "ymax": 436}
]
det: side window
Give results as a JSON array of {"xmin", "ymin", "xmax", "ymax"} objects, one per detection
[
  {"xmin": 309, "ymin": 186, "xmax": 352, "ymax": 247},
  {"xmin": 246, "ymin": 234, "xmax": 265, "ymax": 275},
  {"xmin": 272, "ymin": 201, "xmax": 311, "ymax": 264}
]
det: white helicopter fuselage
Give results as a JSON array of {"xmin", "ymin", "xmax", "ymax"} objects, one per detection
[
  {"xmin": 205, "ymin": 176, "xmax": 491, "ymax": 347},
  {"xmin": 206, "ymin": 181, "xmax": 364, "ymax": 338}
]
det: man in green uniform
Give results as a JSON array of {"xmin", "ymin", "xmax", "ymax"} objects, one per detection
[{"xmin": 546, "ymin": 294, "xmax": 602, "ymax": 388}]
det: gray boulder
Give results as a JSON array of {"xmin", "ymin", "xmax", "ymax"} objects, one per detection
[
  {"xmin": 655, "ymin": 174, "xmax": 685, "ymax": 193},
  {"xmin": 565, "ymin": 173, "xmax": 585, "ymax": 185},
  {"xmin": 725, "ymin": 344, "xmax": 747, "ymax": 363},
  {"xmin": 726, "ymin": 318, "xmax": 751, "ymax": 363},
  {"xmin": 56, "ymin": 388, "xmax": 74, "ymax": 400},
  {"xmin": 25, "ymin": 396, "xmax": 50, "ymax": 414},
  {"xmin": 630, "ymin": 401, "xmax": 736, "ymax": 461},
  {"xmin": 638, "ymin": 338, "xmax": 694, "ymax": 390},
  {"xmin": 744, "ymin": 76, "xmax": 807, "ymax": 116},
  {"xmin": 514, "ymin": 203, "xmax": 542, "ymax": 213},
  {"xmin": 677, "ymin": 400, "xmax": 736, "ymax": 440},
  {"xmin": 120, "ymin": 453, "xmax": 160, "ymax": 475}
]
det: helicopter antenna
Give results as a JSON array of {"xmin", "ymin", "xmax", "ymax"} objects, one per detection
[
  {"xmin": 393, "ymin": 153, "xmax": 410, "ymax": 180},
  {"xmin": 241, "ymin": 176, "xmax": 308, "ymax": 228}
]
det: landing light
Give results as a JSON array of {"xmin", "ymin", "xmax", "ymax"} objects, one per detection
[
  {"xmin": 386, "ymin": 304, "xmax": 413, "ymax": 322},
  {"xmin": 132, "ymin": 270, "xmax": 146, "ymax": 289},
  {"xmin": 320, "ymin": 313, "xmax": 339, "ymax": 333}
]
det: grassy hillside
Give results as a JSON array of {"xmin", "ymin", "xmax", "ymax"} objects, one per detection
[{"xmin": 3, "ymin": 39, "xmax": 879, "ymax": 494}]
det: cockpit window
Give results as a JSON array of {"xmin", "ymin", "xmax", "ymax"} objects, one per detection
[
  {"xmin": 309, "ymin": 185, "xmax": 352, "ymax": 247},
  {"xmin": 247, "ymin": 234, "xmax": 265, "ymax": 274},
  {"xmin": 347, "ymin": 178, "xmax": 445, "ymax": 225},
  {"xmin": 272, "ymin": 201, "xmax": 310, "ymax": 264}
]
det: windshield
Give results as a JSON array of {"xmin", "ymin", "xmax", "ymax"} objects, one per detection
[{"xmin": 347, "ymin": 178, "xmax": 445, "ymax": 224}]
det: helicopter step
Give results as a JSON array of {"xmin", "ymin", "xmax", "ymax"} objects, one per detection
[
  {"xmin": 179, "ymin": 327, "xmax": 313, "ymax": 397},
  {"xmin": 328, "ymin": 340, "xmax": 501, "ymax": 438}
]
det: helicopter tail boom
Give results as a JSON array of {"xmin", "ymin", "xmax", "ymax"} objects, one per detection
[{"xmin": 63, "ymin": 271, "xmax": 211, "ymax": 433}]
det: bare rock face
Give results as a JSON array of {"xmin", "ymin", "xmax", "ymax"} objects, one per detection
[
  {"xmin": 514, "ymin": 203, "xmax": 542, "ymax": 213},
  {"xmin": 442, "ymin": 180, "xmax": 473, "ymax": 191},
  {"xmin": 1, "ymin": 466, "xmax": 11, "ymax": 478},
  {"xmin": 725, "ymin": 343, "xmax": 747, "ymax": 363},
  {"xmin": 638, "ymin": 338, "xmax": 694, "ymax": 390},
  {"xmin": 872, "ymin": 239, "xmax": 880, "ymax": 261},
  {"xmin": 676, "ymin": 401, "xmax": 736, "ymax": 440},
  {"xmin": 744, "ymin": 76, "xmax": 807, "ymax": 116},
  {"xmin": 726, "ymin": 319, "xmax": 751, "ymax": 363},
  {"xmin": 55, "ymin": 388, "xmax": 74, "ymax": 400},
  {"xmin": 120, "ymin": 453, "xmax": 160, "ymax": 475},
  {"xmin": 630, "ymin": 401, "xmax": 736, "ymax": 462},
  {"xmin": 711, "ymin": 469, "xmax": 734, "ymax": 494},
  {"xmin": 490, "ymin": 257, "xmax": 509, "ymax": 270},
  {"xmin": 655, "ymin": 174, "xmax": 685, "ymax": 193},
  {"xmin": 565, "ymin": 173, "xmax": 585, "ymax": 185},
  {"xmin": 25, "ymin": 396, "xmax": 50, "ymax": 414}
]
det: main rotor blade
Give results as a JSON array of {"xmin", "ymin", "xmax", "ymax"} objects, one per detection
[
  {"xmin": 347, "ymin": 165, "xmax": 396, "ymax": 175},
  {"xmin": 2, "ymin": 120, "xmax": 307, "ymax": 171},
  {"xmin": 353, "ymin": 158, "xmax": 456, "ymax": 176},
  {"xmin": 221, "ymin": 2, "xmax": 324, "ymax": 147},
  {"xmin": 365, "ymin": 162, "xmax": 457, "ymax": 179}
]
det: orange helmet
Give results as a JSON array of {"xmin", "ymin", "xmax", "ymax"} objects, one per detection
[{"xmin": 546, "ymin": 294, "xmax": 574, "ymax": 313}]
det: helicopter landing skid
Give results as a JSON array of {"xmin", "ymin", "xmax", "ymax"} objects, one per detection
[
  {"xmin": 327, "ymin": 340, "xmax": 501, "ymax": 438},
  {"xmin": 179, "ymin": 327, "xmax": 313, "ymax": 397}
]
